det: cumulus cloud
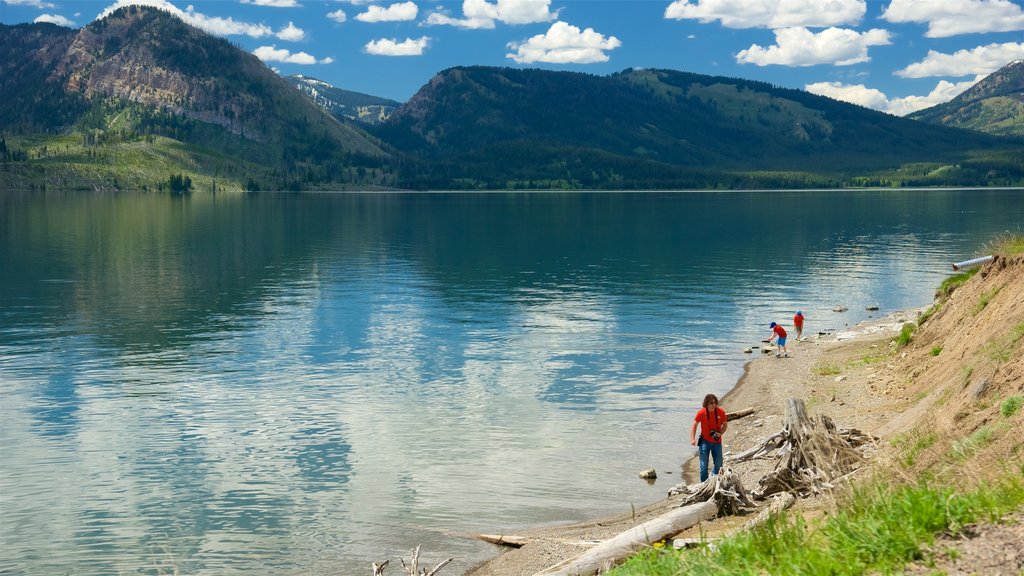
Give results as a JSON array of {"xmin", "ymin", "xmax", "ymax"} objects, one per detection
[
  {"xmin": 35, "ymin": 13, "xmax": 75, "ymax": 26},
  {"xmin": 276, "ymin": 21, "xmax": 305, "ymax": 41},
  {"xmin": 6, "ymin": 0, "xmax": 55, "ymax": 7},
  {"xmin": 806, "ymin": 77, "xmax": 979, "ymax": 116},
  {"xmin": 364, "ymin": 36, "xmax": 430, "ymax": 56},
  {"xmin": 253, "ymin": 45, "xmax": 332, "ymax": 64},
  {"xmin": 424, "ymin": 0, "xmax": 556, "ymax": 29},
  {"xmin": 895, "ymin": 42, "xmax": 1024, "ymax": 77},
  {"xmin": 736, "ymin": 26, "xmax": 891, "ymax": 66},
  {"xmin": 506, "ymin": 21, "xmax": 621, "ymax": 64},
  {"xmin": 240, "ymin": 0, "xmax": 300, "ymax": 7},
  {"xmin": 664, "ymin": 0, "xmax": 865, "ymax": 29},
  {"xmin": 882, "ymin": 0, "xmax": 1024, "ymax": 37},
  {"xmin": 355, "ymin": 2, "xmax": 418, "ymax": 22},
  {"xmin": 98, "ymin": 0, "xmax": 279, "ymax": 37},
  {"xmin": 327, "ymin": 8, "xmax": 347, "ymax": 23}
]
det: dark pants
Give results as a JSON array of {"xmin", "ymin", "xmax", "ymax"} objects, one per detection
[{"xmin": 698, "ymin": 437, "xmax": 723, "ymax": 482}]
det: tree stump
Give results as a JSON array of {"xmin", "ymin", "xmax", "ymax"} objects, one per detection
[{"xmin": 751, "ymin": 398, "xmax": 872, "ymax": 500}]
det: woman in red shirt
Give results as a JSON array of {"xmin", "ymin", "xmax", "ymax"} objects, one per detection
[{"xmin": 689, "ymin": 394, "xmax": 728, "ymax": 482}]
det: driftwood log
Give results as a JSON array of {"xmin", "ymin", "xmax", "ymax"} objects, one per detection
[
  {"xmin": 751, "ymin": 398, "xmax": 874, "ymax": 500},
  {"xmin": 531, "ymin": 501, "xmax": 718, "ymax": 576},
  {"xmin": 725, "ymin": 407, "xmax": 756, "ymax": 420}
]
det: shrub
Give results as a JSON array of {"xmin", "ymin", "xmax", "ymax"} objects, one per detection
[
  {"xmin": 1001, "ymin": 396, "xmax": 1023, "ymax": 418},
  {"xmin": 929, "ymin": 346, "xmax": 942, "ymax": 356}
]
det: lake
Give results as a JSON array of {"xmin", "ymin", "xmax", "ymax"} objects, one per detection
[{"xmin": 1, "ymin": 189, "xmax": 1022, "ymax": 575}]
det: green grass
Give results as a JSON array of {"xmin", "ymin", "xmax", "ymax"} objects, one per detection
[
  {"xmin": 983, "ymin": 323, "xmax": 1024, "ymax": 363},
  {"xmin": 917, "ymin": 302, "xmax": 942, "ymax": 325},
  {"xmin": 929, "ymin": 346, "xmax": 942, "ymax": 356},
  {"xmin": 609, "ymin": 475, "xmax": 1024, "ymax": 576},
  {"xmin": 973, "ymin": 286, "xmax": 1002, "ymax": 314},
  {"xmin": 815, "ymin": 365, "xmax": 842, "ymax": 376},
  {"xmin": 1001, "ymin": 396, "xmax": 1023, "ymax": 418},
  {"xmin": 892, "ymin": 431, "xmax": 938, "ymax": 468},
  {"xmin": 985, "ymin": 233, "xmax": 1024, "ymax": 256},
  {"xmin": 950, "ymin": 426, "xmax": 996, "ymax": 461},
  {"xmin": 936, "ymin": 269, "xmax": 977, "ymax": 298},
  {"xmin": 896, "ymin": 323, "xmax": 917, "ymax": 348}
]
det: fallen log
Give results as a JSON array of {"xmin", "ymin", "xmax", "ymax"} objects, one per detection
[
  {"xmin": 473, "ymin": 534, "xmax": 530, "ymax": 548},
  {"xmin": 725, "ymin": 407, "xmax": 756, "ymax": 420},
  {"xmin": 531, "ymin": 501, "xmax": 718, "ymax": 576}
]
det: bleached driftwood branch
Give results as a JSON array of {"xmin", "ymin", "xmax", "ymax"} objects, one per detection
[{"xmin": 531, "ymin": 501, "xmax": 718, "ymax": 576}]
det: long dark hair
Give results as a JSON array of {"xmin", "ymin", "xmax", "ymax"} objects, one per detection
[{"xmin": 702, "ymin": 394, "xmax": 719, "ymax": 409}]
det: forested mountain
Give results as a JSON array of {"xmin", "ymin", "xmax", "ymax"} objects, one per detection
[
  {"xmin": 286, "ymin": 75, "xmax": 400, "ymax": 125},
  {"xmin": 1, "ymin": 6, "xmax": 1021, "ymax": 191},
  {"xmin": 0, "ymin": 5, "xmax": 389, "ymax": 191},
  {"xmin": 909, "ymin": 60, "xmax": 1024, "ymax": 136},
  {"xmin": 373, "ymin": 66, "xmax": 1022, "ymax": 189}
]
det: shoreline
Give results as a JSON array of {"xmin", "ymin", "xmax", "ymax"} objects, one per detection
[{"xmin": 465, "ymin": 309, "xmax": 918, "ymax": 575}]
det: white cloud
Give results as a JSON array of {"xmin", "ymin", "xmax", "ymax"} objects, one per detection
[
  {"xmin": 506, "ymin": 21, "xmax": 621, "ymax": 64},
  {"xmin": 364, "ymin": 36, "xmax": 430, "ymax": 56},
  {"xmin": 665, "ymin": 0, "xmax": 865, "ymax": 29},
  {"xmin": 333, "ymin": 0, "xmax": 376, "ymax": 4},
  {"xmin": 806, "ymin": 77, "xmax": 979, "ymax": 116},
  {"xmin": 424, "ymin": 0, "xmax": 555, "ymax": 29},
  {"xmin": 881, "ymin": 0, "xmax": 1024, "ymax": 37},
  {"xmin": 355, "ymin": 1, "xmax": 418, "ymax": 22},
  {"xmin": 805, "ymin": 81, "xmax": 892, "ymax": 110},
  {"xmin": 240, "ymin": 0, "xmax": 300, "ymax": 7},
  {"xmin": 98, "ymin": 1, "xmax": 276, "ymax": 38},
  {"xmin": 276, "ymin": 21, "xmax": 305, "ymax": 41},
  {"xmin": 252, "ymin": 45, "xmax": 331, "ymax": 64},
  {"xmin": 327, "ymin": 9, "xmax": 347, "ymax": 23},
  {"xmin": 34, "ymin": 13, "xmax": 74, "ymax": 26},
  {"xmin": 736, "ymin": 26, "xmax": 891, "ymax": 66},
  {"xmin": 895, "ymin": 42, "xmax": 1024, "ymax": 78},
  {"xmin": 5, "ymin": 0, "xmax": 55, "ymax": 7}
]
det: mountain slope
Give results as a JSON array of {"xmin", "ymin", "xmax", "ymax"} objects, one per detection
[
  {"xmin": 0, "ymin": 6, "xmax": 389, "ymax": 191},
  {"xmin": 910, "ymin": 60, "xmax": 1024, "ymax": 136},
  {"xmin": 286, "ymin": 75, "xmax": 400, "ymax": 125},
  {"xmin": 374, "ymin": 66, "xmax": 1022, "ymax": 189}
]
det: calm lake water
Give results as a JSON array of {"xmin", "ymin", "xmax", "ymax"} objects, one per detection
[{"xmin": 1, "ymin": 189, "xmax": 1022, "ymax": 575}]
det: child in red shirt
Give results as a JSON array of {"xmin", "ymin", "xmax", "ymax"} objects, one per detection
[{"xmin": 769, "ymin": 321, "xmax": 788, "ymax": 357}]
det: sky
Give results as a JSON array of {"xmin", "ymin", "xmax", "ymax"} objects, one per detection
[{"xmin": 2, "ymin": 0, "xmax": 1023, "ymax": 115}]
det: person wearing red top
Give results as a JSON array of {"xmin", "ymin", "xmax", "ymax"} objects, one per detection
[
  {"xmin": 769, "ymin": 321, "xmax": 788, "ymax": 358},
  {"xmin": 689, "ymin": 393, "xmax": 728, "ymax": 482},
  {"xmin": 793, "ymin": 310, "xmax": 805, "ymax": 340}
]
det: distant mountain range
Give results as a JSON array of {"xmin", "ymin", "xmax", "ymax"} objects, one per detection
[
  {"xmin": 1, "ymin": 6, "xmax": 1021, "ymax": 191},
  {"xmin": 285, "ymin": 75, "xmax": 400, "ymax": 125},
  {"xmin": 909, "ymin": 60, "xmax": 1024, "ymax": 137}
]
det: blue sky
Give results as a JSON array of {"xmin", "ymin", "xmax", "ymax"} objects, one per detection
[{"xmin": 3, "ymin": 0, "xmax": 1022, "ymax": 114}]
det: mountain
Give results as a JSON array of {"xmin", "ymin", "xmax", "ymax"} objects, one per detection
[
  {"xmin": 286, "ymin": 75, "xmax": 400, "ymax": 125},
  {"xmin": 373, "ymin": 66, "xmax": 1022, "ymax": 189},
  {"xmin": 909, "ymin": 60, "xmax": 1024, "ymax": 136},
  {"xmin": 0, "ymin": 5, "xmax": 388, "ymax": 191}
]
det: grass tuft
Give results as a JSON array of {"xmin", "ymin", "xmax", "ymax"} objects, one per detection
[
  {"xmin": 1001, "ymin": 396, "xmax": 1023, "ymax": 418},
  {"xmin": 929, "ymin": 346, "xmax": 942, "ymax": 356},
  {"xmin": 815, "ymin": 365, "xmax": 842, "ymax": 376},
  {"xmin": 896, "ymin": 323, "xmax": 916, "ymax": 348}
]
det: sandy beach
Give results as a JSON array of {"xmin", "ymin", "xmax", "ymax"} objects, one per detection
[{"xmin": 464, "ymin": 309, "xmax": 919, "ymax": 576}]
